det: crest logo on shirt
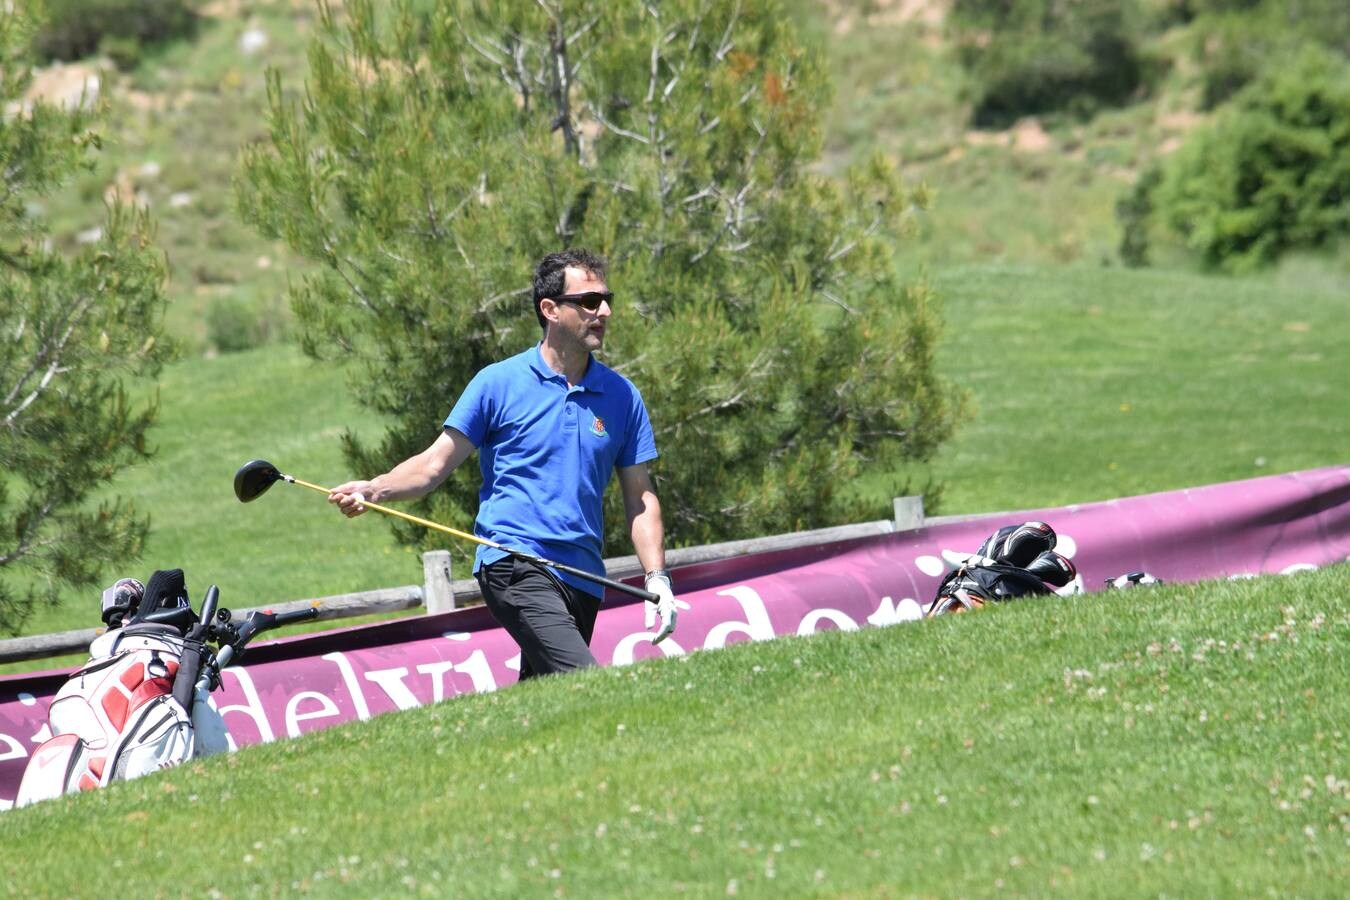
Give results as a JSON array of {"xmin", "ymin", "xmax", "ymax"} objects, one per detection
[{"xmin": 589, "ymin": 415, "xmax": 607, "ymax": 437}]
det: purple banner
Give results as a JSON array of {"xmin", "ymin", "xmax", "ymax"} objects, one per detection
[{"xmin": 3, "ymin": 466, "xmax": 1347, "ymax": 807}]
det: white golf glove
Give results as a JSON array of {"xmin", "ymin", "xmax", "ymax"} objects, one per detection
[{"xmin": 644, "ymin": 570, "xmax": 677, "ymax": 645}]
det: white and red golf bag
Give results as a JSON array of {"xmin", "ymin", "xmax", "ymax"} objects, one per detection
[{"xmin": 14, "ymin": 570, "xmax": 230, "ymax": 807}]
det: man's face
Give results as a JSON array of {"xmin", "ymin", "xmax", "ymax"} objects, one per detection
[{"xmin": 544, "ymin": 266, "xmax": 612, "ymax": 351}]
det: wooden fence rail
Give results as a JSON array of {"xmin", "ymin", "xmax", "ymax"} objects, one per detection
[{"xmin": 0, "ymin": 496, "xmax": 984, "ymax": 666}]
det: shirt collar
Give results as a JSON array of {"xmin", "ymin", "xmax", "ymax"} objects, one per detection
[{"xmin": 528, "ymin": 343, "xmax": 605, "ymax": 393}]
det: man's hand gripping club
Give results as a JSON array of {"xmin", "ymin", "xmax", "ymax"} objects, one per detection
[{"xmin": 644, "ymin": 569, "xmax": 677, "ymax": 645}]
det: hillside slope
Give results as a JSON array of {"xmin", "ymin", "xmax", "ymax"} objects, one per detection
[{"xmin": 4, "ymin": 569, "xmax": 1347, "ymax": 895}]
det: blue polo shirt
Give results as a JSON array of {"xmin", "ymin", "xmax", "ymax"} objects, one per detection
[{"xmin": 444, "ymin": 345, "xmax": 658, "ymax": 597}]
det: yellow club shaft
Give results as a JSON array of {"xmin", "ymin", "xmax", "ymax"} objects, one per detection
[{"xmin": 287, "ymin": 477, "xmax": 490, "ymax": 549}]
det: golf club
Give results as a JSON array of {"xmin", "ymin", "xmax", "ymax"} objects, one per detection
[{"xmin": 233, "ymin": 459, "xmax": 658, "ymax": 603}]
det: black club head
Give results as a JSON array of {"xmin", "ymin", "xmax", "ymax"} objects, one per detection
[{"xmin": 233, "ymin": 459, "xmax": 285, "ymax": 503}]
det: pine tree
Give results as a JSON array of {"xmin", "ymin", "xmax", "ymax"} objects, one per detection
[
  {"xmin": 0, "ymin": 3, "xmax": 171, "ymax": 632},
  {"xmin": 238, "ymin": 0, "xmax": 964, "ymax": 561}
]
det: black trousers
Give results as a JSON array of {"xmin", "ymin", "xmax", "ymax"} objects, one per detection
[{"xmin": 475, "ymin": 557, "xmax": 601, "ymax": 680}]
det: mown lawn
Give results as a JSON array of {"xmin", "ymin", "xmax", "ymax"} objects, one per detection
[
  {"xmin": 3, "ymin": 567, "xmax": 1345, "ymax": 896},
  {"xmin": 880, "ymin": 261, "xmax": 1348, "ymax": 516}
]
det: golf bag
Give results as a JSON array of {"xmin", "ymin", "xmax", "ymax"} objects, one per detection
[
  {"xmin": 15, "ymin": 570, "xmax": 316, "ymax": 807},
  {"xmin": 925, "ymin": 521, "xmax": 1079, "ymax": 616}
]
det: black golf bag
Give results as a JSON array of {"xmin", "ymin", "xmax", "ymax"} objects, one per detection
[{"xmin": 924, "ymin": 521, "xmax": 1079, "ymax": 616}]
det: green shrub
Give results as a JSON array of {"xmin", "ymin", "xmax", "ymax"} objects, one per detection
[
  {"xmin": 950, "ymin": 0, "xmax": 1153, "ymax": 127},
  {"xmin": 99, "ymin": 34, "xmax": 144, "ymax": 73},
  {"xmin": 1116, "ymin": 165, "xmax": 1162, "ymax": 266},
  {"xmin": 1177, "ymin": 1, "xmax": 1350, "ymax": 109},
  {"xmin": 35, "ymin": 0, "xmax": 199, "ymax": 69},
  {"xmin": 206, "ymin": 293, "xmax": 285, "ymax": 354},
  {"xmin": 1192, "ymin": 16, "xmax": 1270, "ymax": 109},
  {"xmin": 1151, "ymin": 46, "xmax": 1350, "ymax": 271}
]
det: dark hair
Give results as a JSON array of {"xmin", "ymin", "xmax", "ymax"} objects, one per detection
[{"xmin": 532, "ymin": 248, "xmax": 608, "ymax": 331}]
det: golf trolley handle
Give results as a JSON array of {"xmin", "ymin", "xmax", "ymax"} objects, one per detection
[
  {"xmin": 201, "ymin": 606, "xmax": 320, "ymax": 688},
  {"xmin": 233, "ymin": 606, "xmax": 320, "ymax": 646}
]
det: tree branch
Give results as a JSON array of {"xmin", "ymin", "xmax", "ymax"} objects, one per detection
[
  {"xmin": 543, "ymin": 3, "xmax": 580, "ymax": 160},
  {"xmin": 589, "ymin": 105, "xmax": 651, "ymax": 144},
  {"xmin": 512, "ymin": 39, "xmax": 533, "ymax": 113},
  {"xmin": 3, "ymin": 294, "xmax": 94, "ymax": 427},
  {"xmin": 820, "ymin": 288, "xmax": 859, "ymax": 315},
  {"xmin": 715, "ymin": 0, "xmax": 742, "ymax": 61},
  {"xmin": 0, "ymin": 498, "xmax": 57, "ymax": 567}
]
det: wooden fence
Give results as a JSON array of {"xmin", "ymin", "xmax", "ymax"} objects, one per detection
[{"xmin": 0, "ymin": 496, "xmax": 978, "ymax": 666}]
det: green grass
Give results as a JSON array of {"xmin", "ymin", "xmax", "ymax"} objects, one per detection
[
  {"xmin": 791, "ymin": 0, "xmax": 1136, "ymax": 268},
  {"xmin": 111, "ymin": 344, "xmax": 419, "ymax": 599},
  {"xmin": 878, "ymin": 261, "xmax": 1349, "ymax": 516},
  {"xmin": 789, "ymin": 2, "xmax": 971, "ymax": 174},
  {"xmin": 5, "ymin": 567, "xmax": 1346, "ymax": 896}
]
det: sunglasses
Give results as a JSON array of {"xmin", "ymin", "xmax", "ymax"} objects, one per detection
[{"xmin": 551, "ymin": 291, "xmax": 613, "ymax": 311}]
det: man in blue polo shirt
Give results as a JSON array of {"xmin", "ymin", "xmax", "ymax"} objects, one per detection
[{"xmin": 328, "ymin": 249, "xmax": 676, "ymax": 678}]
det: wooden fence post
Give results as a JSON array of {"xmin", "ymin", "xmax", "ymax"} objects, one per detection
[
  {"xmin": 893, "ymin": 495, "xmax": 925, "ymax": 531},
  {"xmin": 422, "ymin": 550, "xmax": 454, "ymax": 614}
]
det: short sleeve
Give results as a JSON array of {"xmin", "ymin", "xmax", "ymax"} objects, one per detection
[
  {"xmin": 444, "ymin": 368, "xmax": 494, "ymax": 447},
  {"xmin": 617, "ymin": 386, "xmax": 658, "ymax": 468}
]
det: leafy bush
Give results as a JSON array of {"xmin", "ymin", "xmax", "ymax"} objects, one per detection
[
  {"xmin": 1116, "ymin": 165, "xmax": 1163, "ymax": 267},
  {"xmin": 1150, "ymin": 46, "xmax": 1350, "ymax": 271},
  {"xmin": 1191, "ymin": 17, "xmax": 1270, "ymax": 109},
  {"xmin": 206, "ymin": 293, "xmax": 285, "ymax": 354},
  {"xmin": 949, "ymin": 0, "xmax": 1153, "ymax": 127},
  {"xmin": 1178, "ymin": 1, "xmax": 1350, "ymax": 109},
  {"xmin": 34, "ymin": 0, "xmax": 200, "ymax": 69}
]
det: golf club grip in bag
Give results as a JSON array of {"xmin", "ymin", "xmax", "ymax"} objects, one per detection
[
  {"xmin": 170, "ymin": 642, "xmax": 206, "ymax": 712},
  {"xmin": 170, "ymin": 585, "xmax": 218, "ymax": 711},
  {"xmin": 937, "ymin": 563, "xmax": 1050, "ymax": 602}
]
